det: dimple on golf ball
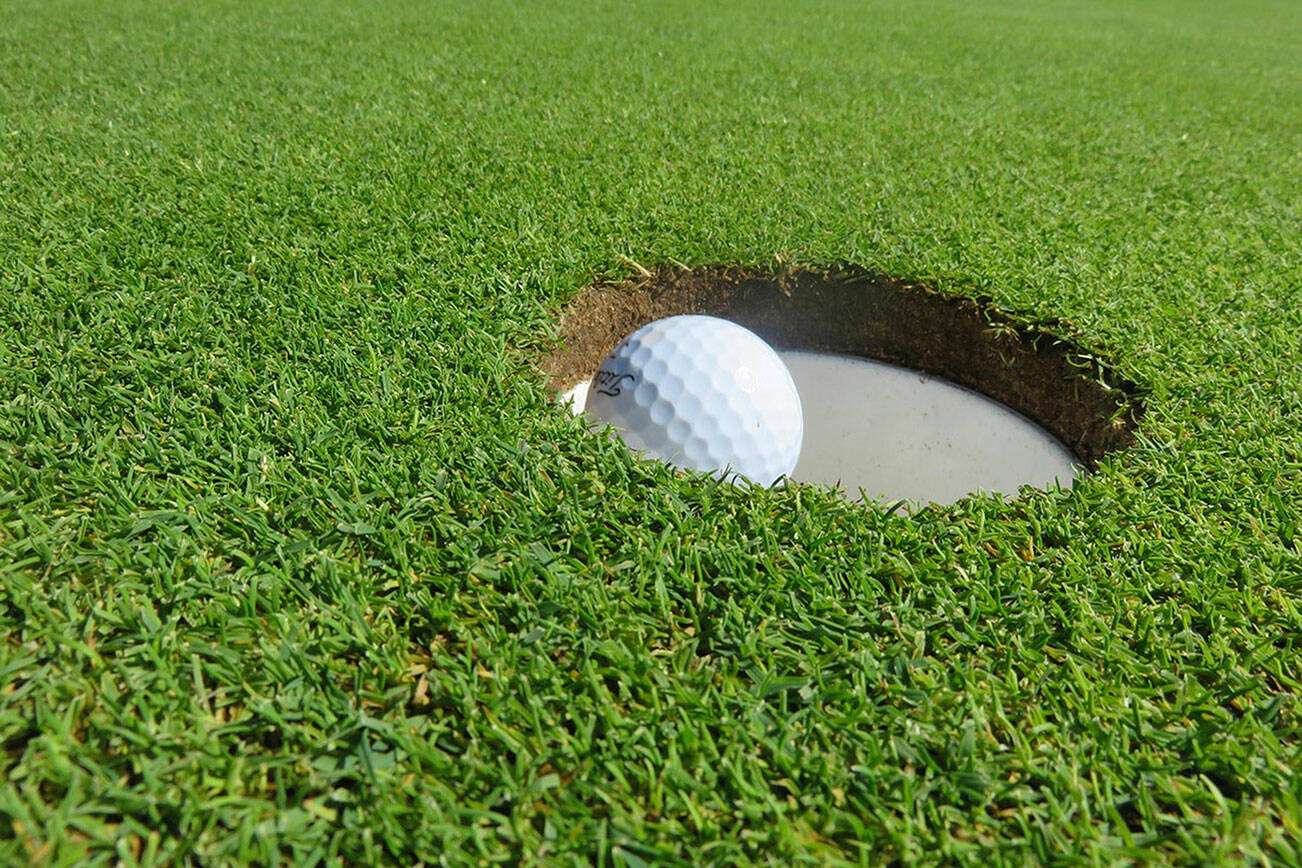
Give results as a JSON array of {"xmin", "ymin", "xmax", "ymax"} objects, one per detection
[{"xmin": 583, "ymin": 315, "xmax": 803, "ymax": 486}]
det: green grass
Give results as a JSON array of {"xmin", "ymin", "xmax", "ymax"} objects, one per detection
[{"xmin": 2, "ymin": 0, "xmax": 1300, "ymax": 862}]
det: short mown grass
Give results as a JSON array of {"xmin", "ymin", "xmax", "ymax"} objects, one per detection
[{"xmin": 1, "ymin": 0, "xmax": 1300, "ymax": 863}]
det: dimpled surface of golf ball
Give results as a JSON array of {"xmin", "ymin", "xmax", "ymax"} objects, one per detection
[{"xmin": 584, "ymin": 315, "xmax": 803, "ymax": 486}]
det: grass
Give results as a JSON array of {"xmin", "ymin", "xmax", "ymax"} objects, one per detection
[{"xmin": 1, "ymin": 0, "xmax": 1300, "ymax": 862}]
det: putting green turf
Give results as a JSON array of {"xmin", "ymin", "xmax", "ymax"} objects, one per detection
[{"xmin": 2, "ymin": 0, "xmax": 1300, "ymax": 862}]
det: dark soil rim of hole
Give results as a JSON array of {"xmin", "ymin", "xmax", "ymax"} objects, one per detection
[{"xmin": 542, "ymin": 265, "xmax": 1146, "ymax": 468}]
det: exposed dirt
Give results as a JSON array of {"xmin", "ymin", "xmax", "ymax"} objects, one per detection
[{"xmin": 542, "ymin": 266, "xmax": 1146, "ymax": 467}]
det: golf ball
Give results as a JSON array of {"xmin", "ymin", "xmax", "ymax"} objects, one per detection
[{"xmin": 584, "ymin": 315, "xmax": 803, "ymax": 486}]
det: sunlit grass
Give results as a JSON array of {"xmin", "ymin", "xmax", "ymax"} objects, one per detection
[{"xmin": 1, "ymin": 0, "xmax": 1299, "ymax": 862}]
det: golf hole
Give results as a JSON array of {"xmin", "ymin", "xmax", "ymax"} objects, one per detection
[{"xmin": 544, "ymin": 267, "xmax": 1145, "ymax": 506}]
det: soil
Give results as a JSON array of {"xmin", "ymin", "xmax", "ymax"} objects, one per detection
[{"xmin": 541, "ymin": 266, "xmax": 1146, "ymax": 467}]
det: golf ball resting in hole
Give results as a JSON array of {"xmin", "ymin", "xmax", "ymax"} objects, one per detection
[{"xmin": 583, "ymin": 315, "xmax": 804, "ymax": 487}]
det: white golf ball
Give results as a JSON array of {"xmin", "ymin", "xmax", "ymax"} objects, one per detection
[{"xmin": 583, "ymin": 315, "xmax": 803, "ymax": 486}]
